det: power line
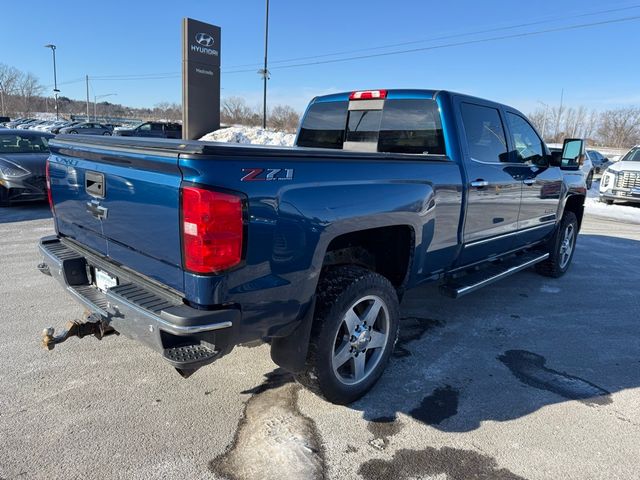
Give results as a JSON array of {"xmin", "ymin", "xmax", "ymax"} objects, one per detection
[
  {"xmin": 46, "ymin": 7, "xmax": 640, "ymax": 84},
  {"xmin": 223, "ymin": 14, "xmax": 640, "ymax": 73},
  {"xmin": 223, "ymin": 3, "xmax": 640, "ymax": 70}
]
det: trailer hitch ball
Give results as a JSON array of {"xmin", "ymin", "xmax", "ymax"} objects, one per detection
[{"xmin": 41, "ymin": 317, "xmax": 116, "ymax": 350}]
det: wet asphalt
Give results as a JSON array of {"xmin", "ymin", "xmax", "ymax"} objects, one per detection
[{"xmin": 0, "ymin": 203, "xmax": 639, "ymax": 480}]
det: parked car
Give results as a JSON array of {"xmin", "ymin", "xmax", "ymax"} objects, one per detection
[
  {"xmin": 50, "ymin": 121, "xmax": 82, "ymax": 134},
  {"xmin": 39, "ymin": 120, "xmax": 70, "ymax": 133},
  {"xmin": 549, "ymin": 146, "xmax": 594, "ymax": 188},
  {"xmin": 40, "ymin": 89, "xmax": 587, "ymax": 404},
  {"xmin": 15, "ymin": 119, "xmax": 39, "ymax": 129},
  {"xmin": 59, "ymin": 122, "xmax": 113, "ymax": 136},
  {"xmin": 587, "ymin": 149, "xmax": 608, "ymax": 173},
  {"xmin": 113, "ymin": 121, "xmax": 182, "ymax": 139},
  {"xmin": 0, "ymin": 116, "xmax": 11, "ymax": 124},
  {"xmin": 0, "ymin": 129, "xmax": 54, "ymax": 206},
  {"xmin": 599, "ymin": 145, "xmax": 640, "ymax": 204},
  {"xmin": 4, "ymin": 118, "xmax": 28, "ymax": 128}
]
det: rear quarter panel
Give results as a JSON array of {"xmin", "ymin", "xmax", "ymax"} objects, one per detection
[{"xmin": 179, "ymin": 151, "xmax": 463, "ymax": 341}]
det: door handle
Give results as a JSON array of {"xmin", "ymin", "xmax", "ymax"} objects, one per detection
[
  {"xmin": 523, "ymin": 179, "xmax": 536, "ymax": 185},
  {"xmin": 470, "ymin": 180, "xmax": 489, "ymax": 188}
]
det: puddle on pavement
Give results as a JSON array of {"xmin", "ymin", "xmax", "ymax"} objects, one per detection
[
  {"xmin": 409, "ymin": 385, "xmax": 459, "ymax": 425},
  {"xmin": 209, "ymin": 369, "xmax": 325, "ymax": 480},
  {"xmin": 498, "ymin": 350, "xmax": 612, "ymax": 406},
  {"xmin": 358, "ymin": 446, "xmax": 527, "ymax": 480}
]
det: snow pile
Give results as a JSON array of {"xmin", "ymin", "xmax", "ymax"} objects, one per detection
[
  {"xmin": 585, "ymin": 181, "xmax": 640, "ymax": 224},
  {"xmin": 200, "ymin": 126, "xmax": 295, "ymax": 146}
]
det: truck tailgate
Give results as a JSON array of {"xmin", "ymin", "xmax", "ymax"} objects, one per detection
[{"xmin": 48, "ymin": 137, "xmax": 185, "ymax": 292}]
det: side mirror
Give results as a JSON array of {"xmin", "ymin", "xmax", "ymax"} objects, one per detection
[{"xmin": 560, "ymin": 138, "xmax": 585, "ymax": 170}]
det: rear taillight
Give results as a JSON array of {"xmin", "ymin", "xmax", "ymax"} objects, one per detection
[
  {"xmin": 349, "ymin": 90, "xmax": 387, "ymax": 100},
  {"xmin": 45, "ymin": 158, "xmax": 54, "ymax": 213},
  {"xmin": 181, "ymin": 186, "xmax": 244, "ymax": 274}
]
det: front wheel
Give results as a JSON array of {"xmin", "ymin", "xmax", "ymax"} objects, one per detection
[
  {"xmin": 535, "ymin": 211, "xmax": 578, "ymax": 278},
  {"xmin": 295, "ymin": 266, "xmax": 399, "ymax": 404},
  {"xmin": 103, "ymin": 131, "xmax": 111, "ymax": 136},
  {"xmin": 69, "ymin": 130, "xmax": 78, "ymax": 134}
]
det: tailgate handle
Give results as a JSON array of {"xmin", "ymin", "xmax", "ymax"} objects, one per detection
[
  {"xmin": 86, "ymin": 200, "xmax": 108, "ymax": 220},
  {"xmin": 85, "ymin": 171, "xmax": 105, "ymax": 198}
]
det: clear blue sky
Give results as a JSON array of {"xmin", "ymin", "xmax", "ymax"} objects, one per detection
[{"xmin": 1, "ymin": 0, "xmax": 638, "ymax": 113}]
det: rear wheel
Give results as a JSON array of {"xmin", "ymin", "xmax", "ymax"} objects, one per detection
[
  {"xmin": 535, "ymin": 211, "xmax": 578, "ymax": 278},
  {"xmin": 69, "ymin": 130, "xmax": 78, "ymax": 134},
  {"xmin": 103, "ymin": 131, "xmax": 111, "ymax": 136},
  {"xmin": 295, "ymin": 265, "xmax": 399, "ymax": 404}
]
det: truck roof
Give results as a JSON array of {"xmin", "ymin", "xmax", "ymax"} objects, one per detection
[{"xmin": 311, "ymin": 89, "xmax": 439, "ymax": 104}]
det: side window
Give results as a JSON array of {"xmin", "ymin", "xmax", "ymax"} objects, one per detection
[
  {"xmin": 151, "ymin": 123, "xmax": 163, "ymax": 131},
  {"xmin": 297, "ymin": 101, "xmax": 348, "ymax": 149},
  {"xmin": 378, "ymin": 99, "xmax": 445, "ymax": 155},
  {"xmin": 460, "ymin": 103, "xmax": 508, "ymax": 163},
  {"xmin": 506, "ymin": 113, "xmax": 544, "ymax": 164},
  {"xmin": 138, "ymin": 123, "xmax": 151, "ymax": 131}
]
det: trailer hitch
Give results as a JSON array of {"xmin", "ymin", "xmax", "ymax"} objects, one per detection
[{"xmin": 41, "ymin": 313, "xmax": 116, "ymax": 350}]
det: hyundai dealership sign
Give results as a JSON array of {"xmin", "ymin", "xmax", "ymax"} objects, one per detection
[{"xmin": 182, "ymin": 18, "xmax": 221, "ymax": 140}]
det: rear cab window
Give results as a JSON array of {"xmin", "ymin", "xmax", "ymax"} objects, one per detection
[{"xmin": 297, "ymin": 92, "xmax": 446, "ymax": 156}]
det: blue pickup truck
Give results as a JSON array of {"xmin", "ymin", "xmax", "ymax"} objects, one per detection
[{"xmin": 39, "ymin": 89, "xmax": 587, "ymax": 404}]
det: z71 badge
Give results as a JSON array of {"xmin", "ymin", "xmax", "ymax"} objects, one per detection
[{"xmin": 241, "ymin": 168, "xmax": 294, "ymax": 182}]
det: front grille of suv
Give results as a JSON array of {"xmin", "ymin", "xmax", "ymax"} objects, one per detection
[{"xmin": 614, "ymin": 171, "xmax": 640, "ymax": 189}]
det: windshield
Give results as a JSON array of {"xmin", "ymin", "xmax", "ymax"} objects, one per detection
[
  {"xmin": 620, "ymin": 147, "xmax": 640, "ymax": 162},
  {"xmin": 0, "ymin": 134, "xmax": 50, "ymax": 154}
]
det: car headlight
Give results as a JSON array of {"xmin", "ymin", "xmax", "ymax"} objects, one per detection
[
  {"xmin": 0, "ymin": 159, "xmax": 31, "ymax": 178},
  {"xmin": 600, "ymin": 169, "xmax": 615, "ymax": 190}
]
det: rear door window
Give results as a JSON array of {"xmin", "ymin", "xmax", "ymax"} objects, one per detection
[
  {"xmin": 378, "ymin": 99, "xmax": 445, "ymax": 155},
  {"xmin": 297, "ymin": 102, "xmax": 348, "ymax": 149},
  {"xmin": 460, "ymin": 103, "xmax": 508, "ymax": 163}
]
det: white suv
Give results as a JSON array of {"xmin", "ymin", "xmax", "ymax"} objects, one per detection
[{"xmin": 600, "ymin": 146, "xmax": 640, "ymax": 204}]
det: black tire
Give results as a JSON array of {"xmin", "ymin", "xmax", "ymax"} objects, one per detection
[
  {"xmin": 295, "ymin": 265, "xmax": 400, "ymax": 404},
  {"xmin": 0, "ymin": 186, "xmax": 9, "ymax": 207},
  {"xmin": 69, "ymin": 130, "xmax": 78, "ymax": 134},
  {"xmin": 535, "ymin": 211, "xmax": 578, "ymax": 278},
  {"xmin": 103, "ymin": 131, "xmax": 111, "ymax": 136},
  {"xmin": 586, "ymin": 171, "xmax": 593, "ymax": 190},
  {"xmin": 602, "ymin": 198, "xmax": 614, "ymax": 205}
]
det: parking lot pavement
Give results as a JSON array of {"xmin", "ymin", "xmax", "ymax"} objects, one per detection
[{"xmin": 1, "ymin": 205, "xmax": 639, "ymax": 480}]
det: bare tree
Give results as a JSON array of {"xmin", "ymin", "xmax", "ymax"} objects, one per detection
[
  {"xmin": 221, "ymin": 97, "xmax": 255, "ymax": 125},
  {"xmin": 16, "ymin": 72, "xmax": 43, "ymax": 116},
  {"xmin": 597, "ymin": 107, "xmax": 640, "ymax": 148},
  {"xmin": 269, "ymin": 105, "xmax": 300, "ymax": 132},
  {"xmin": 0, "ymin": 64, "xmax": 21, "ymax": 116}
]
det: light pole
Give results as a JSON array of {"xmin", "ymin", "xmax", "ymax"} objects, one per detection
[
  {"xmin": 94, "ymin": 93, "xmax": 116, "ymax": 121},
  {"xmin": 258, "ymin": 0, "xmax": 270, "ymax": 129},
  {"xmin": 44, "ymin": 44, "xmax": 60, "ymax": 120}
]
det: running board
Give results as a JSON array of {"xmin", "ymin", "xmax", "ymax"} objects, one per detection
[{"xmin": 440, "ymin": 252, "xmax": 549, "ymax": 299}]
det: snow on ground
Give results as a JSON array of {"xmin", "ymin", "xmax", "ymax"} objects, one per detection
[
  {"xmin": 200, "ymin": 126, "xmax": 295, "ymax": 146},
  {"xmin": 585, "ymin": 180, "xmax": 640, "ymax": 224}
]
